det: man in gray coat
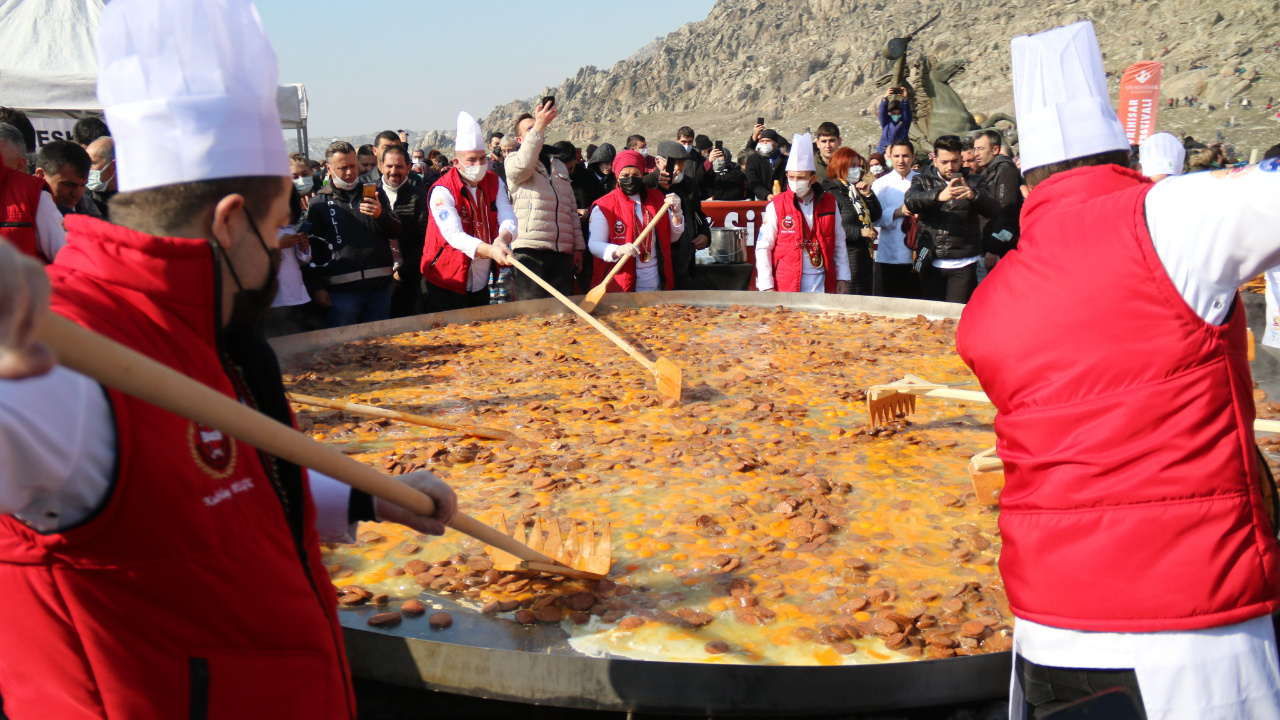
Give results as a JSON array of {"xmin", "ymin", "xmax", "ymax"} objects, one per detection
[{"xmin": 505, "ymin": 100, "xmax": 585, "ymax": 299}]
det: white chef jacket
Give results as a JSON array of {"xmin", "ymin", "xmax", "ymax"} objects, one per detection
[
  {"xmin": 871, "ymin": 169, "xmax": 918, "ymax": 266},
  {"xmin": 587, "ymin": 194, "xmax": 683, "ymax": 293},
  {"xmin": 271, "ymin": 230, "xmax": 312, "ymax": 308},
  {"xmin": 34, "ymin": 191, "xmax": 67, "ymax": 262},
  {"xmin": 1009, "ymin": 163, "xmax": 1280, "ymax": 720},
  {"xmin": 754, "ymin": 191, "xmax": 850, "ymax": 292},
  {"xmin": 428, "ymin": 178, "xmax": 518, "ymax": 293}
]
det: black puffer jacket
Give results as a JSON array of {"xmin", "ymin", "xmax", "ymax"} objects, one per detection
[
  {"xmin": 903, "ymin": 166, "xmax": 999, "ymax": 259},
  {"xmin": 980, "ymin": 153, "xmax": 1023, "ymax": 257}
]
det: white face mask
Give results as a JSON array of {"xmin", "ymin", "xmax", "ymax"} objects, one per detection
[
  {"xmin": 680, "ymin": 142, "xmax": 693, "ymax": 152},
  {"xmin": 637, "ymin": 147, "xmax": 648, "ymax": 157},
  {"xmin": 869, "ymin": 165, "xmax": 886, "ymax": 177},
  {"xmin": 331, "ymin": 174, "xmax": 357, "ymax": 191},
  {"xmin": 672, "ymin": 171, "xmax": 684, "ymax": 184},
  {"xmin": 88, "ymin": 160, "xmax": 115, "ymax": 193},
  {"xmin": 788, "ymin": 178, "xmax": 812, "ymax": 197},
  {"xmin": 458, "ymin": 164, "xmax": 487, "ymax": 184},
  {"xmin": 846, "ymin": 167, "xmax": 863, "ymax": 184},
  {"xmin": 757, "ymin": 142, "xmax": 776, "ymax": 157},
  {"xmin": 712, "ymin": 159, "xmax": 726, "ymax": 173},
  {"xmin": 293, "ymin": 175, "xmax": 314, "ymax": 194}
]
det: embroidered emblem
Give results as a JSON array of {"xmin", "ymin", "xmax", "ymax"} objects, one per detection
[
  {"xmin": 189, "ymin": 423, "xmax": 236, "ymax": 479},
  {"xmin": 614, "ymin": 220, "xmax": 625, "ymax": 235},
  {"xmin": 782, "ymin": 216, "xmax": 795, "ymax": 230}
]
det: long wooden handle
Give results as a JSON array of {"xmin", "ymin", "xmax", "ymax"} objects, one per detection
[
  {"xmin": 39, "ymin": 315, "xmax": 562, "ymax": 567},
  {"xmin": 900, "ymin": 387, "xmax": 990, "ymax": 403},
  {"xmin": 509, "ymin": 256, "xmax": 656, "ymax": 372},
  {"xmin": 602, "ymin": 202, "xmax": 672, "ymax": 287},
  {"xmin": 287, "ymin": 393, "xmax": 510, "ymax": 441}
]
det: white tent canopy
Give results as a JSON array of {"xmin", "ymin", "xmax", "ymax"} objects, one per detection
[{"xmin": 0, "ymin": 0, "xmax": 308, "ymax": 153}]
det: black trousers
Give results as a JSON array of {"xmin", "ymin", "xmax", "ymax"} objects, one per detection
[
  {"xmin": 1017, "ymin": 655, "xmax": 1146, "ymax": 719},
  {"xmin": 872, "ymin": 262, "xmax": 920, "ymax": 299},
  {"xmin": 845, "ymin": 243, "xmax": 874, "ymax": 296},
  {"xmin": 924, "ymin": 262, "xmax": 979, "ymax": 304},
  {"xmin": 389, "ymin": 270, "xmax": 423, "ymax": 319},
  {"xmin": 420, "ymin": 280, "xmax": 490, "ymax": 314},
  {"xmin": 511, "ymin": 248, "xmax": 575, "ymax": 301}
]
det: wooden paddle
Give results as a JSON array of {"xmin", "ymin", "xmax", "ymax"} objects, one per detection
[
  {"xmin": 508, "ymin": 256, "xmax": 683, "ymax": 402},
  {"xmin": 287, "ymin": 392, "xmax": 513, "ymax": 441},
  {"xmin": 579, "ymin": 202, "xmax": 672, "ymax": 314},
  {"xmin": 38, "ymin": 314, "xmax": 603, "ymax": 579}
]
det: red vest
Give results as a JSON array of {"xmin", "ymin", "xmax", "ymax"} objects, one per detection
[
  {"xmin": 0, "ymin": 162, "xmax": 45, "ymax": 260},
  {"xmin": 590, "ymin": 187, "xmax": 674, "ymax": 292},
  {"xmin": 957, "ymin": 165, "xmax": 1280, "ymax": 632},
  {"xmin": 0, "ymin": 216, "xmax": 355, "ymax": 719},
  {"xmin": 421, "ymin": 168, "xmax": 500, "ymax": 294},
  {"xmin": 769, "ymin": 189, "xmax": 839, "ymax": 293}
]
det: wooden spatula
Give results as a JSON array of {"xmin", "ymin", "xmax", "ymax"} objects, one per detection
[
  {"xmin": 287, "ymin": 392, "xmax": 514, "ymax": 441},
  {"xmin": 508, "ymin": 256, "xmax": 683, "ymax": 401},
  {"xmin": 580, "ymin": 202, "xmax": 672, "ymax": 314},
  {"xmin": 38, "ymin": 314, "xmax": 590, "ymax": 576}
]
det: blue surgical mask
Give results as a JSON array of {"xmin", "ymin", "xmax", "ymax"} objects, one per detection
[
  {"xmin": 293, "ymin": 175, "xmax": 314, "ymax": 194},
  {"xmin": 87, "ymin": 159, "xmax": 114, "ymax": 192},
  {"xmin": 890, "ymin": 114, "xmax": 903, "ymax": 123}
]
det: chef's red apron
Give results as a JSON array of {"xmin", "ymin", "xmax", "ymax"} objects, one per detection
[
  {"xmin": 0, "ymin": 216, "xmax": 355, "ymax": 719},
  {"xmin": 958, "ymin": 165, "xmax": 1280, "ymax": 632}
]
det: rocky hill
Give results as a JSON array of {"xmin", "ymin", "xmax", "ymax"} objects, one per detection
[{"xmin": 478, "ymin": 0, "xmax": 1280, "ymax": 159}]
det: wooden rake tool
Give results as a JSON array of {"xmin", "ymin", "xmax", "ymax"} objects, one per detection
[
  {"xmin": 487, "ymin": 515, "xmax": 611, "ymax": 579},
  {"xmin": 507, "ymin": 256, "xmax": 683, "ymax": 402},
  {"xmin": 38, "ymin": 315, "xmax": 578, "ymax": 575},
  {"xmin": 287, "ymin": 393, "xmax": 514, "ymax": 441},
  {"xmin": 866, "ymin": 374, "xmax": 990, "ymax": 428},
  {"xmin": 579, "ymin": 201, "xmax": 672, "ymax": 314}
]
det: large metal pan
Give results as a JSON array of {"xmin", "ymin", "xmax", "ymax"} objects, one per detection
[{"xmin": 271, "ymin": 291, "xmax": 1009, "ymax": 715}]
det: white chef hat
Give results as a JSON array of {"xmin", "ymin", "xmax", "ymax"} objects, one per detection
[
  {"xmin": 1139, "ymin": 132, "xmax": 1185, "ymax": 177},
  {"xmin": 786, "ymin": 133, "xmax": 815, "ymax": 172},
  {"xmin": 1012, "ymin": 21, "xmax": 1130, "ymax": 172},
  {"xmin": 455, "ymin": 112, "xmax": 485, "ymax": 153},
  {"xmin": 97, "ymin": 0, "xmax": 289, "ymax": 193}
]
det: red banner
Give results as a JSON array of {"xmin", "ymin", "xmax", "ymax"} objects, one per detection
[
  {"xmin": 702, "ymin": 200, "xmax": 767, "ymax": 289},
  {"xmin": 1118, "ymin": 61, "xmax": 1164, "ymax": 145}
]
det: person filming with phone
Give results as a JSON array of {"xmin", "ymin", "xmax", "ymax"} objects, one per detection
[
  {"xmin": 903, "ymin": 135, "xmax": 998, "ymax": 304},
  {"xmin": 876, "ymin": 86, "xmax": 913, "ymax": 155},
  {"xmin": 302, "ymin": 140, "xmax": 402, "ymax": 327}
]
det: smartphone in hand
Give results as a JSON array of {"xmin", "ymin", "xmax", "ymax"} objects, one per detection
[{"xmin": 362, "ymin": 183, "xmax": 377, "ymax": 199}]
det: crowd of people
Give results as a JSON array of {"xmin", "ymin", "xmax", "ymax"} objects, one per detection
[
  {"xmin": 7, "ymin": 73, "xmax": 1269, "ymax": 336},
  {"xmin": 9, "ymin": 0, "xmax": 1280, "ymax": 717}
]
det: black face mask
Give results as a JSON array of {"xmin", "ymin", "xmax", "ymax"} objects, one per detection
[
  {"xmin": 618, "ymin": 176, "xmax": 646, "ymax": 196},
  {"xmin": 221, "ymin": 208, "xmax": 280, "ymax": 334}
]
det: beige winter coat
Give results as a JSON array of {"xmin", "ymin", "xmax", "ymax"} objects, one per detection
[{"xmin": 504, "ymin": 128, "xmax": 585, "ymax": 254}]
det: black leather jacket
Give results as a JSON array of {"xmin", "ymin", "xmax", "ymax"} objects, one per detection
[{"xmin": 903, "ymin": 166, "xmax": 999, "ymax": 259}]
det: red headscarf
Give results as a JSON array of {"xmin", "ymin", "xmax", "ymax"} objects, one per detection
[{"xmin": 612, "ymin": 149, "xmax": 647, "ymax": 177}]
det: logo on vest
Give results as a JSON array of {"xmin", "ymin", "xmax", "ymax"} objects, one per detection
[
  {"xmin": 782, "ymin": 216, "xmax": 795, "ymax": 230},
  {"xmin": 188, "ymin": 423, "xmax": 236, "ymax": 479},
  {"xmin": 614, "ymin": 220, "xmax": 625, "ymax": 235}
]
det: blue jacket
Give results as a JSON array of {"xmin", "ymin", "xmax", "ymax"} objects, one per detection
[{"xmin": 876, "ymin": 98, "xmax": 912, "ymax": 154}]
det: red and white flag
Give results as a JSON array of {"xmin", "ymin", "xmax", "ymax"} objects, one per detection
[{"xmin": 1118, "ymin": 61, "xmax": 1164, "ymax": 145}]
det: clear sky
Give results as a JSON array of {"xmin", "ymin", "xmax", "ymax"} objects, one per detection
[{"xmin": 257, "ymin": 0, "xmax": 717, "ymax": 138}]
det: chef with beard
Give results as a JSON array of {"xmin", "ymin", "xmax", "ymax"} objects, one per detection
[{"xmin": 0, "ymin": 0, "xmax": 455, "ymax": 716}]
